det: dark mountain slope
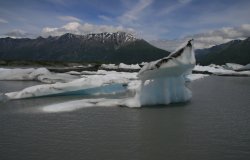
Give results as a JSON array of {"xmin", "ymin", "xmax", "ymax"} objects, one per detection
[
  {"xmin": 196, "ymin": 38, "xmax": 250, "ymax": 65},
  {"xmin": 0, "ymin": 32, "xmax": 170, "ymax": 64}
]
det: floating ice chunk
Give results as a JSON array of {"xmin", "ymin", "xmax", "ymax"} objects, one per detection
[
  {"xmin": 194, "ymin": 65, "xmax": 250, "ymax": 76},
  {"xmin": 41, "ymin": 99, "xmax": 103, "ymax": 112},
  {"xmin": 223, "ymin": 63, "xmax": 244, "ymax": 70},
  {"xmin": 194, "ymin": 65, "xmax": 233, "ymax": 74},
  {"xmin": 185, "ymin": 74, "xmax": 209, "ymax": 82},
  {"xmin": 136, "ymin": 39, "xmax": 196, "ymax": 106},
  {"xmin": 0, "ymin": 68, "xmax": 35, "ymax": 80},
  {"xmin": 236, "ymin": 63, "xmax": 250, "ymax": 71},
  {"xmin": 41, "ymin": 97, "xmax": 140, "ymax": 113},
  {"xmin": 100, "ymin": 64, "xmax": 118, "ymax": 70},
  {"xmin": 118, "ymin": 63, "xmax": 141, "ymax": 70},
  {"xmin": 0, "ymin": 67, "xmax": 78, "ymax": 83},
  {"xmin": 4, "ymin": 74, "xmax": 131, "ymax": 99}
]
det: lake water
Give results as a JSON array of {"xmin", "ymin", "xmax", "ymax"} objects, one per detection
[{"xmin": 1, "ymin": 76, "xmax": 250, "ymax": 160}]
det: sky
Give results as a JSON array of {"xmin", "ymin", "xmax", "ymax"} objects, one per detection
[{"xmin": 0, "ymin": 0, "xmax": 250, "ymax": 49}]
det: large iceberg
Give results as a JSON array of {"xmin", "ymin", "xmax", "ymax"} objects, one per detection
[{"xmin": 135, "ymin": 39, "xmax": 196, "ymax": 106}]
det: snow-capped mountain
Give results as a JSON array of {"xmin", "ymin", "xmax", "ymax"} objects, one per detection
[
  {"xmin": 0, "ymin": 32, "xmax": 169, "ymax": 63},
  {"xmin": 56, "ymin": 32, "xmax": 137, "ymax": 46}
]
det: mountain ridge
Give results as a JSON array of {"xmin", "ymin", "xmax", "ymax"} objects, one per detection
[
  {"xmin": 196, "ymin": 38, "xmax": 250, "ymax": 65},
  {"xmin": 0, "ymin": 32, "xmax": 170, "ymax": 64}
]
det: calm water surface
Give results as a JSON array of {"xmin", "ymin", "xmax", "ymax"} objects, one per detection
[{"xmin": 0, "ymin": 76, "xmax": 250, "ymax": 160}]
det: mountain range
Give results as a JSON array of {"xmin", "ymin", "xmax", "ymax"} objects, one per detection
[
  {"xmin": 196, "ymin": 37, "xmax": 250, "ymax": 65},
  {"xmin": 0, "ymin": 32, "xmax": 249, "ymax": 65},
  {"xmin": 0, "ymin": 32, "xmax": 170, "ymax": 64}
]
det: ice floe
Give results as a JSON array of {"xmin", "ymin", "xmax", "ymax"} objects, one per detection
[
  {"xmin": 194, "ymin": 65, "xmax": 250, "ymax": 76},
  {"xmin": 4, "ymin": 73, "xmax": 132, "ymax": 99},
  {"xmin": 0, "ymin": 67, "xmax": 78, "ymax": 83}
]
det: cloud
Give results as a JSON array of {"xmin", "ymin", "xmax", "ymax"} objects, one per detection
[
  {"xmin": 150, "ymin": 24, "xmax": 250, "ymax": 51},
  {"xmin": 158, "ymin": 0, "xmax": 192, "ymax": 16},
  {"xmin": 0, "ymin": 18, "xmax": 8, "ymax": 24},
  {"xmin": 41, "ymin": 22, "xmax": 135, "ymax": 37},
  {"xmin": 178, "ymin": 0, "xmax": 192, "ymax": 4},
  {"xmin": 3, "ymin": 29, "xmax": 35, "ymax": 38},
  {"xmin": 58, "ymin": 16, "xmax": 82, "ymax": 22},
  {"xmin": 149, "ymin": 39, "xmax": 184, "ymax": 52},
  {"xmin": 98, "ymin": 15, "xmax": 112, "ymax": 22},
  {"xmin": 189, "ymin": 24, "xmax": 250, "ymax": 48},
  {"xmin": 46, "ymin": 0, "xmax": 67, "ymax": 6},
  {"xmin": 118, "ymin": 0, "xmax": 153, "ymax": 23}
]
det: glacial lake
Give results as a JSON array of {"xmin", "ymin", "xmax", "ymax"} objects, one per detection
[{"xmin": 1, "ymin": 76, "xmax": 250, "ymax": 160}]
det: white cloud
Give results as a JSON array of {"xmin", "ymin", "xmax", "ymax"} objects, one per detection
[
  {"xmin": 118, "ymin": 0, "xmax": 153, "ymax": 23},
  {"xmin": 46, "ymin": 0, "xmax": 66, "ymax": 6},
  {"xmin": 158, "ymin": 0, "xmax": 192, "ymax": 16},
  {"xmin": 178, "ymin": 0, "xmax": 192, "ymax": 4},
  {"xmin": 150, "ymin": 24, "xmax": 250, "ymax": 51},
  {"xmin": 41, "ymin": 22, "xmax": 135, "ymax": 37},
  {"xmin": 149, "ymin": 39, "xmax": 183, "ymax": 52},
  {"xmin": 0, "ymin": 18, "xmax": 8, "ymax": 24},
  {"xmin": 189, "ymin": 24, "xmax": 250, "ymax": 48},
  {"xmin": 98, "ymin": 15, "xmax": 112, "ymax": 22},
  {"xmin": 58, "ymin": 16, "xmax": 82, "ymax": 22},
  {"xmin": 3, "ymin": 29, "xmax": 35, "ymax": 38}
]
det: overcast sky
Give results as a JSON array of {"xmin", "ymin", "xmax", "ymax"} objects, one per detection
[{"xmin": 1, "ymin": 0, "xmax": 250, "ymax": 49}]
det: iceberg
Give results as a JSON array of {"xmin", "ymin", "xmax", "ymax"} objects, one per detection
[{"xmin": 135, "ymin": 39, "xmax": 196, "ymax": 106}]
